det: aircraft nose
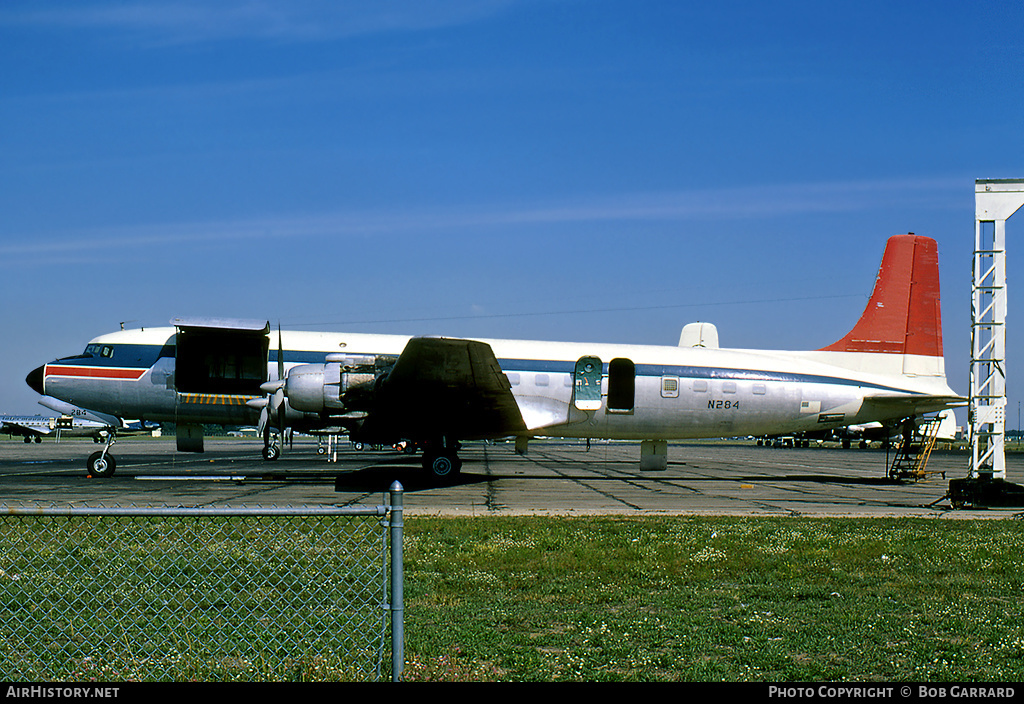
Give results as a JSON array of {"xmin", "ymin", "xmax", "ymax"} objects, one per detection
[{"xmin": 26, "ymin": 365, "xmax": 45, "ymax": 395}]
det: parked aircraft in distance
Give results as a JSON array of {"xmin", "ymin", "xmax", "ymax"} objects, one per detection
[
  {"xmin": 1, "ymin": 394, "xmax": 158, "ymax": 449},
  {"xmin": 26, "ymin": 234, "xmax": 965, "ymax": 479},
  {"xmin": 2, "ymin": 414, "xmax": 114, "ymax": 443},
  {"xmin": 758, "ymin": 408, "xmax": 959, "ymax": 449}
]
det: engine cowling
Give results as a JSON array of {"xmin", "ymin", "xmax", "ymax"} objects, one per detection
[{"xmin": 284, "ymin": 355, "xmax": 395, "ymax": 414}]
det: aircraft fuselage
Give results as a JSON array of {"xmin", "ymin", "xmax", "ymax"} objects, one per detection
[{"xmin": 33, "ymin": 326, "xmax": 952, "ymax": 442}]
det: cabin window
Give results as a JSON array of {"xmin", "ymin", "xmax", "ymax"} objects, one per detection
[
  {"xmin": 607, "ymin": 358, "xmax": 635, "ymax": 412},
  {"xmin": 723, "ymin": 381, "xmax": 737, "ymax": 394},
  {"xmin": 507, "ymin": 373, "xmax": 520, "ymax": 386},
  {"xmin": 693, "ymin": 379, "xmax": 708, "ymax": 393},
  {"xmin": 536, "ymin": 374, "xmax": 549, "ymax": 387},
  {"xmin": 661, "ymin": 376, "xmax": 679, "ymax": 398},
  {"xmin": 753, "ymin": 383, "xmax": 767, "ymax": 395}
]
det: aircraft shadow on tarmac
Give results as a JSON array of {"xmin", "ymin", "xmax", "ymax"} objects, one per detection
[
  {"xmin": 734, "ymin": 474, "xmax": 909, "ymax": 486},
  {"xmin": 330, "ymin": 460, "xmax": 909, "ymax": 493},
  {"xmin": 332, "ymin": 464, "xmax": 493, "ymax": 492}
]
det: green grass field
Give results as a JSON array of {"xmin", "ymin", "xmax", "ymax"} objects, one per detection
[
  {"xmin": 2, "ymin": 510, "xmax": 1022, "ymax": 681},
  {"xmin": 401, "ymin": 515, "xmax": 1024, "ymax": 682}
]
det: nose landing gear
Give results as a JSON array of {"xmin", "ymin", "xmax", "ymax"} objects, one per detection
[{"xmin": 86, "ymin": 434, "xmax": 117, "ymax": 478}]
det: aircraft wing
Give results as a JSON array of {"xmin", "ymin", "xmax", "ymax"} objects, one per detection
[
  {"xmin": 354, "ymin": 337, "xmax": 527, "ymax": 442},
  {"xmin": 0, "ymin": 420, "xmax": 51, "ymax": 437},
  {"xmin": 38, "ymin": 395, "xmax": 124, "ymax": 428}
]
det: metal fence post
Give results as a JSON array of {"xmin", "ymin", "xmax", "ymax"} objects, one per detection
[{"xmin": 389, "ymin": 481, "xmax": 405, "ymax": 682}]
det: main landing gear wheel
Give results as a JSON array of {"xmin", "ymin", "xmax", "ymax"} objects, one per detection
[
  {"xmin": 422, "ymin": 449, "xmax": 462, "ymax": 481},
  {"xmin": 87, "ymin": 451, "xmax": 116, "ymax": 478},
  {"xmin": 262, "ymin": 444, "xmax": 280, "ymax": 461}
]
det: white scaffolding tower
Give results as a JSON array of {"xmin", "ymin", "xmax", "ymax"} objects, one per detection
[{"xmin": 969, "ymin": 179, "xmax": 1024, "ymax": 480}]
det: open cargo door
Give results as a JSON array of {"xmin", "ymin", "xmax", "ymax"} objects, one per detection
[
  {"xmin": 173, "ymin": 317, "xmax": 270, "ymax": 396},
  {"xmin": 171, "ymin": 318, "xmax": 270, "ymax": 452}
]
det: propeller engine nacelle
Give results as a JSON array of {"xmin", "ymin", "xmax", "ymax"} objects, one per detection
[{"xmin": 284, "ymin": 354, "xmax": 396, "ymax": 415}]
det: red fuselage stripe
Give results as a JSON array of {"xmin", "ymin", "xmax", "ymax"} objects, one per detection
[{"xmin": 45, "ymin": 365, "xmax": 146, "ymax": 381}]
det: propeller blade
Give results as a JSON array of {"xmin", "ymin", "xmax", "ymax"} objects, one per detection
[
  {"xmin": 274, "ymin": 323, "xmax": 289, "ymax": 450},
  {"xmin": 274, "ymin": 386, "xmax": 286, "ymax": 436},
  {"xmin": 259, "ymin": 380, "xmax": 284, "ymax": 394},
  {"xmin": 259, "ymin": 323, "xmax": 288, "ymax": 459},
  {"xmin": 277, "ymin": 323, "xmax": 285, "ymax": 382},
  {"xmin": 259, "ymin": 407, "xmax": 269, "ymax": 442}
]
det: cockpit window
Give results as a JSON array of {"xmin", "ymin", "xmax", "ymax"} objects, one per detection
[{"xmin": 84, "ymin": 344, "xmax": 114, "ymax": 358}]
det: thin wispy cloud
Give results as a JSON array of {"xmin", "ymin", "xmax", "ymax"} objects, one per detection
[
  {"xmin": 484, "ymin": 177, "xmax": 967, "ymax": 225},
  {"xmin": 0, "ymin": 0, "xmax": 519, "ymax": 45},
  {"xmin": 0, "ymin": 177, "xmax": 966, "ymax": 265}
]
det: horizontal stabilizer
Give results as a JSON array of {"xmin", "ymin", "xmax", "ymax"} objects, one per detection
[{"xmin": 861, "ymin": 393, "xmax": 966, "ymax": 417}]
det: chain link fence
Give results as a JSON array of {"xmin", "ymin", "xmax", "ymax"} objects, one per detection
[{"xmin": 0, "ymin": 485, "xmax": 405, "ymax": 682}]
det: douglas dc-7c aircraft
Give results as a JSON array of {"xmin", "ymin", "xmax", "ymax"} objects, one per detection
[{"xmin": 26, "ymin": 234, "xmax": 964, "ymax": 479}]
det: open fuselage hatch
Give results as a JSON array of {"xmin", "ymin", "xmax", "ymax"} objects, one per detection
[
  {"xmin": 174, "ymin": 319, "xmax": 270, "ymax": 397},
  {"xmin": 171, "ymin": 318, "xmax": 271, "ymax": 451}
]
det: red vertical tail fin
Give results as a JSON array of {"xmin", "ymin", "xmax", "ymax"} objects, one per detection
[{"xmin": 820, "ymin": 234, "xmax": 943, "ymax": 357}]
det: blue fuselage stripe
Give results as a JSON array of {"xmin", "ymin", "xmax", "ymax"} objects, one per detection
[{"xmin": 53, "ymin": 344, "xmax": 923, "ymax": 396}]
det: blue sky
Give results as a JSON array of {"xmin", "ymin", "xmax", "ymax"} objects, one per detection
[{"xmin": 1, "ymin": 1, "xmax": 1022, "ymax": 430}]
